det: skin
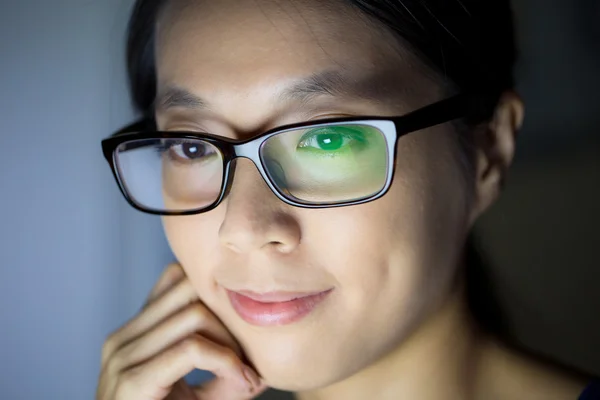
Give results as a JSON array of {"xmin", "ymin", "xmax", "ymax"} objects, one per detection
[{"xmin": 97, "ymin": 0, "xmax": 590, "ymax": 399}]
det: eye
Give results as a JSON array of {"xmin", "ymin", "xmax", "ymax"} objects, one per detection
[
  {"xmin": 296, "ymin": 126, "xmax": 368, "ymax": 154},
  {"xmin": 159, "ymin": 139, "xmax": 219, "ymax": 163},
  {"xmin": 173, "ymin": 142, "xmax": 212, "ymax": 159}
]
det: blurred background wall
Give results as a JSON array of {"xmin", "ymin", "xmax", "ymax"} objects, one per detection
[
  {"xmin": 0, "ymin": 1, "xmax": 172, "ymax": 398},
  {"xmin": 0, "ymin": 0, "xmax": 598, "ymax": 398}
]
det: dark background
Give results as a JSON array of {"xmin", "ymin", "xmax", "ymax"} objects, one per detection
[{"xmin": 476, "ymin": 0, "xmax": 600, "ymax": 376}]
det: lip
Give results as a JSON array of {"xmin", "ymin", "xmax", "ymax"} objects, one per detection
[{"xmin": 226, "ymin": 289, "xmax": 333, "ymax": 326}]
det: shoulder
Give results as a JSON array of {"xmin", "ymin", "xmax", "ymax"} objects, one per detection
[{"xmin": 476, "ymin": 339, "xmax": 592, "ymax": 400}]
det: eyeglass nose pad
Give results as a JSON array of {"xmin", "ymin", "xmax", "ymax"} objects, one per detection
[
  {"xmin": 264, "ymin": 157, "xmax": 287, "ymax": 189},
  {"xmin": 223, "ymin": 157, "xmax": 289, "ymax": 201},
  {"xmin": 221, "ymin": 158, "xmax": 238, "ymax": 200}
]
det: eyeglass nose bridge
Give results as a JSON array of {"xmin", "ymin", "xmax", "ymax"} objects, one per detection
[
  {"xmin": 222, "ymin": 137, "xmax": 290, "ymax": 203},
  {"xmin": 231, "ymin": 137, "xmax": 263, "ymax": 160}
]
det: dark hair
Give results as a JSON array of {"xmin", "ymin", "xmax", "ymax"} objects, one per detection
[
  {"xmin": 126, "ymin": 0, "xmax": 516, "ymax": 117},
  {"xmin": 124, "ymin": 0, "xmax": 517, "ymax": 336}
]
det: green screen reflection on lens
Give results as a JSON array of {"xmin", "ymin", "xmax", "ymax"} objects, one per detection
[{"xmin": 261, "ymin": 123, "xmax": 389, "ymax": 203}]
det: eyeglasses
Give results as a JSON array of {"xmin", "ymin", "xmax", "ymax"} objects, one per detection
[{"xmin": 101, "ymin": 93, "xmax": 482, "ymax": 215}]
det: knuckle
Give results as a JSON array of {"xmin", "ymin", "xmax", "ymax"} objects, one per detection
[
  {"xmin": 105, "ymin": 351, "xmax": 126, "ymax": 378},
  {"xmin": 164, "ymin": 263, "xmax": 184, "ymax": 282},
  {"xmin": 103, "ymin": 341, "xmax": 135, "ymax": 377},
  {"xmin": 166, "ymin": 262, "xmax": 182, "ymax": 272},
  {"xmin": 179, "ymin": 279, "xmax": 196, "ymax": 299},
  {"xmin": 117, "ymin": 366, "xmax": 143, "ymax": 392},
  {"xmin": 101, "ymin": 343, "xmax": 112, "ymax": 363},
  {"xmin": 101, "ymin": 332, "xmax": 120, "ymax": 362},
  {"xmin": 218, "ymin": 347, "xmax": 240, "ymax": 369},
  {"xmin": 108, "ymin": 344, "xmax": 133, "ymax": 374},
  {"xmin": 180, "ymin": 335, "xmax": 240, "ymax": 371},
  {"xmin": 181, "ymin": 335, "xmax": 204, "ymax": 356},
  {"xmin": 187, "ymin": 302, "xmax": 209, "ymax": 325}
]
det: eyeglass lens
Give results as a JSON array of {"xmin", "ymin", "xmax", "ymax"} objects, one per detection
[{"xmin": 114, "ymin": 122, "xmax": 390, "ymax": 212}]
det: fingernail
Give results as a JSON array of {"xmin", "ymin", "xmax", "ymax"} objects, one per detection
[{"xmin": 241, "ymin": 365, "xmax": 261, "ymax": 391}]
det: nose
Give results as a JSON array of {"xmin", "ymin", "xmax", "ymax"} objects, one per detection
[{"xmin": 218, "ymin": 158, "xmax": 301, "ymax": 255}]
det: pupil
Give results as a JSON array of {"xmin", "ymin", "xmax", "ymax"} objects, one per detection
[
  {"xmin": 183, "ymin": 142, "xmax": 204, "ymax": 159},
  {"xmin": 318, "ymin": 133, "xmax": 342, "ymax": 150}
]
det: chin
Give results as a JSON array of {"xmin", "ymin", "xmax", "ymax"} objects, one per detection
[
  {"xmin": 257, "ymin": 365, "xmax": 340, "ymax": 392},
  {"xmin": 239, "ymin": 334, "xmax": 358, "ymax": 392}
]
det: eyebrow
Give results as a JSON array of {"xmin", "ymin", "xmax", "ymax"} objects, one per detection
[
  {"xmin": 155, "ymin": 86, "xmax": 208, "ymax": 111},
  {"xmin": 155, "ymin": 69, "xmax": 402, "ymax": 112},
  {"xmin": 279, "ymin": 69, "xmax": 401, "ymax": 104}
]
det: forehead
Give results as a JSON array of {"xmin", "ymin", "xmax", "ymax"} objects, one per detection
[
  {"xmin": 153, "ymin": 0, "xmax": 443, "ymax": 123},
  {"xmin": 158, "ymin": 1, "xmax": 425, "ymax": 84}
]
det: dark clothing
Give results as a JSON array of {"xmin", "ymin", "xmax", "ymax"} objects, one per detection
[{"xmin": 580, "ymin": 381, "xmax": 600, "ymax": 400}]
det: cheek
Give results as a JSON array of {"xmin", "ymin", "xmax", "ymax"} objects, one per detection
[
  {"xmin": 161, "ymin": 213, "xmax": 223, "ymax": 300},
  {"xmin": 298, "ymin": 201, "xmax": 426, "ymax": 338},
  {"xmin": 317, "ymin": 131, "xmax": 468, "ymax": 316},
  {"xmin": 382, "ymin": 131, "xmax": 470, "ymax": 295}
]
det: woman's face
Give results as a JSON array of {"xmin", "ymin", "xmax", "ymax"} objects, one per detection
[{"xmin": 157, "ymin": 0, "xmax": 476, "ymax": 391}]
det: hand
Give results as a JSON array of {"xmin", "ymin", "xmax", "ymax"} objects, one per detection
[{"xmin": 96, "ymin": 263, "xmax": 266, "ymax": 400}]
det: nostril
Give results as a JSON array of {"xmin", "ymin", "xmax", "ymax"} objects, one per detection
[{"xmin": 267, "ymin": 240, "xmax": 295, "ymax": 254}]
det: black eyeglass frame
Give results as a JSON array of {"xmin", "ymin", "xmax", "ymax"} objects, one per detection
[{"xmin": 102, "ymin": 93, "xmax": 485, "ymax": 216}]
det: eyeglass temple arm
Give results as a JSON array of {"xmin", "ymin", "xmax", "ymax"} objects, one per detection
[{"xmin": 394, "ymin": 93, "xmax": 495, "ymax": 136}]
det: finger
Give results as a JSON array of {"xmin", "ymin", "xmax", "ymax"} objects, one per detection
[
  {"xmin": 102, "ymin": 278, "xmax": 198, "ymax": 367},
  {"xmin": 114, "ymin": 334, "xmax": 259, "ymax": 400},
  {"xmin": 110, "ymin": 302, "xmax": 243, "ymax": 374},
  {"xmin": 166, "ymin": 380, "xmax": 198, "ymax": 400},
  {"xmin": 146, "ymin": 263, "xmax": 186, "ymax": 305},
  {"xmin": 195, "ymin": 377, "xmax": 268, "ymax": 400}
]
